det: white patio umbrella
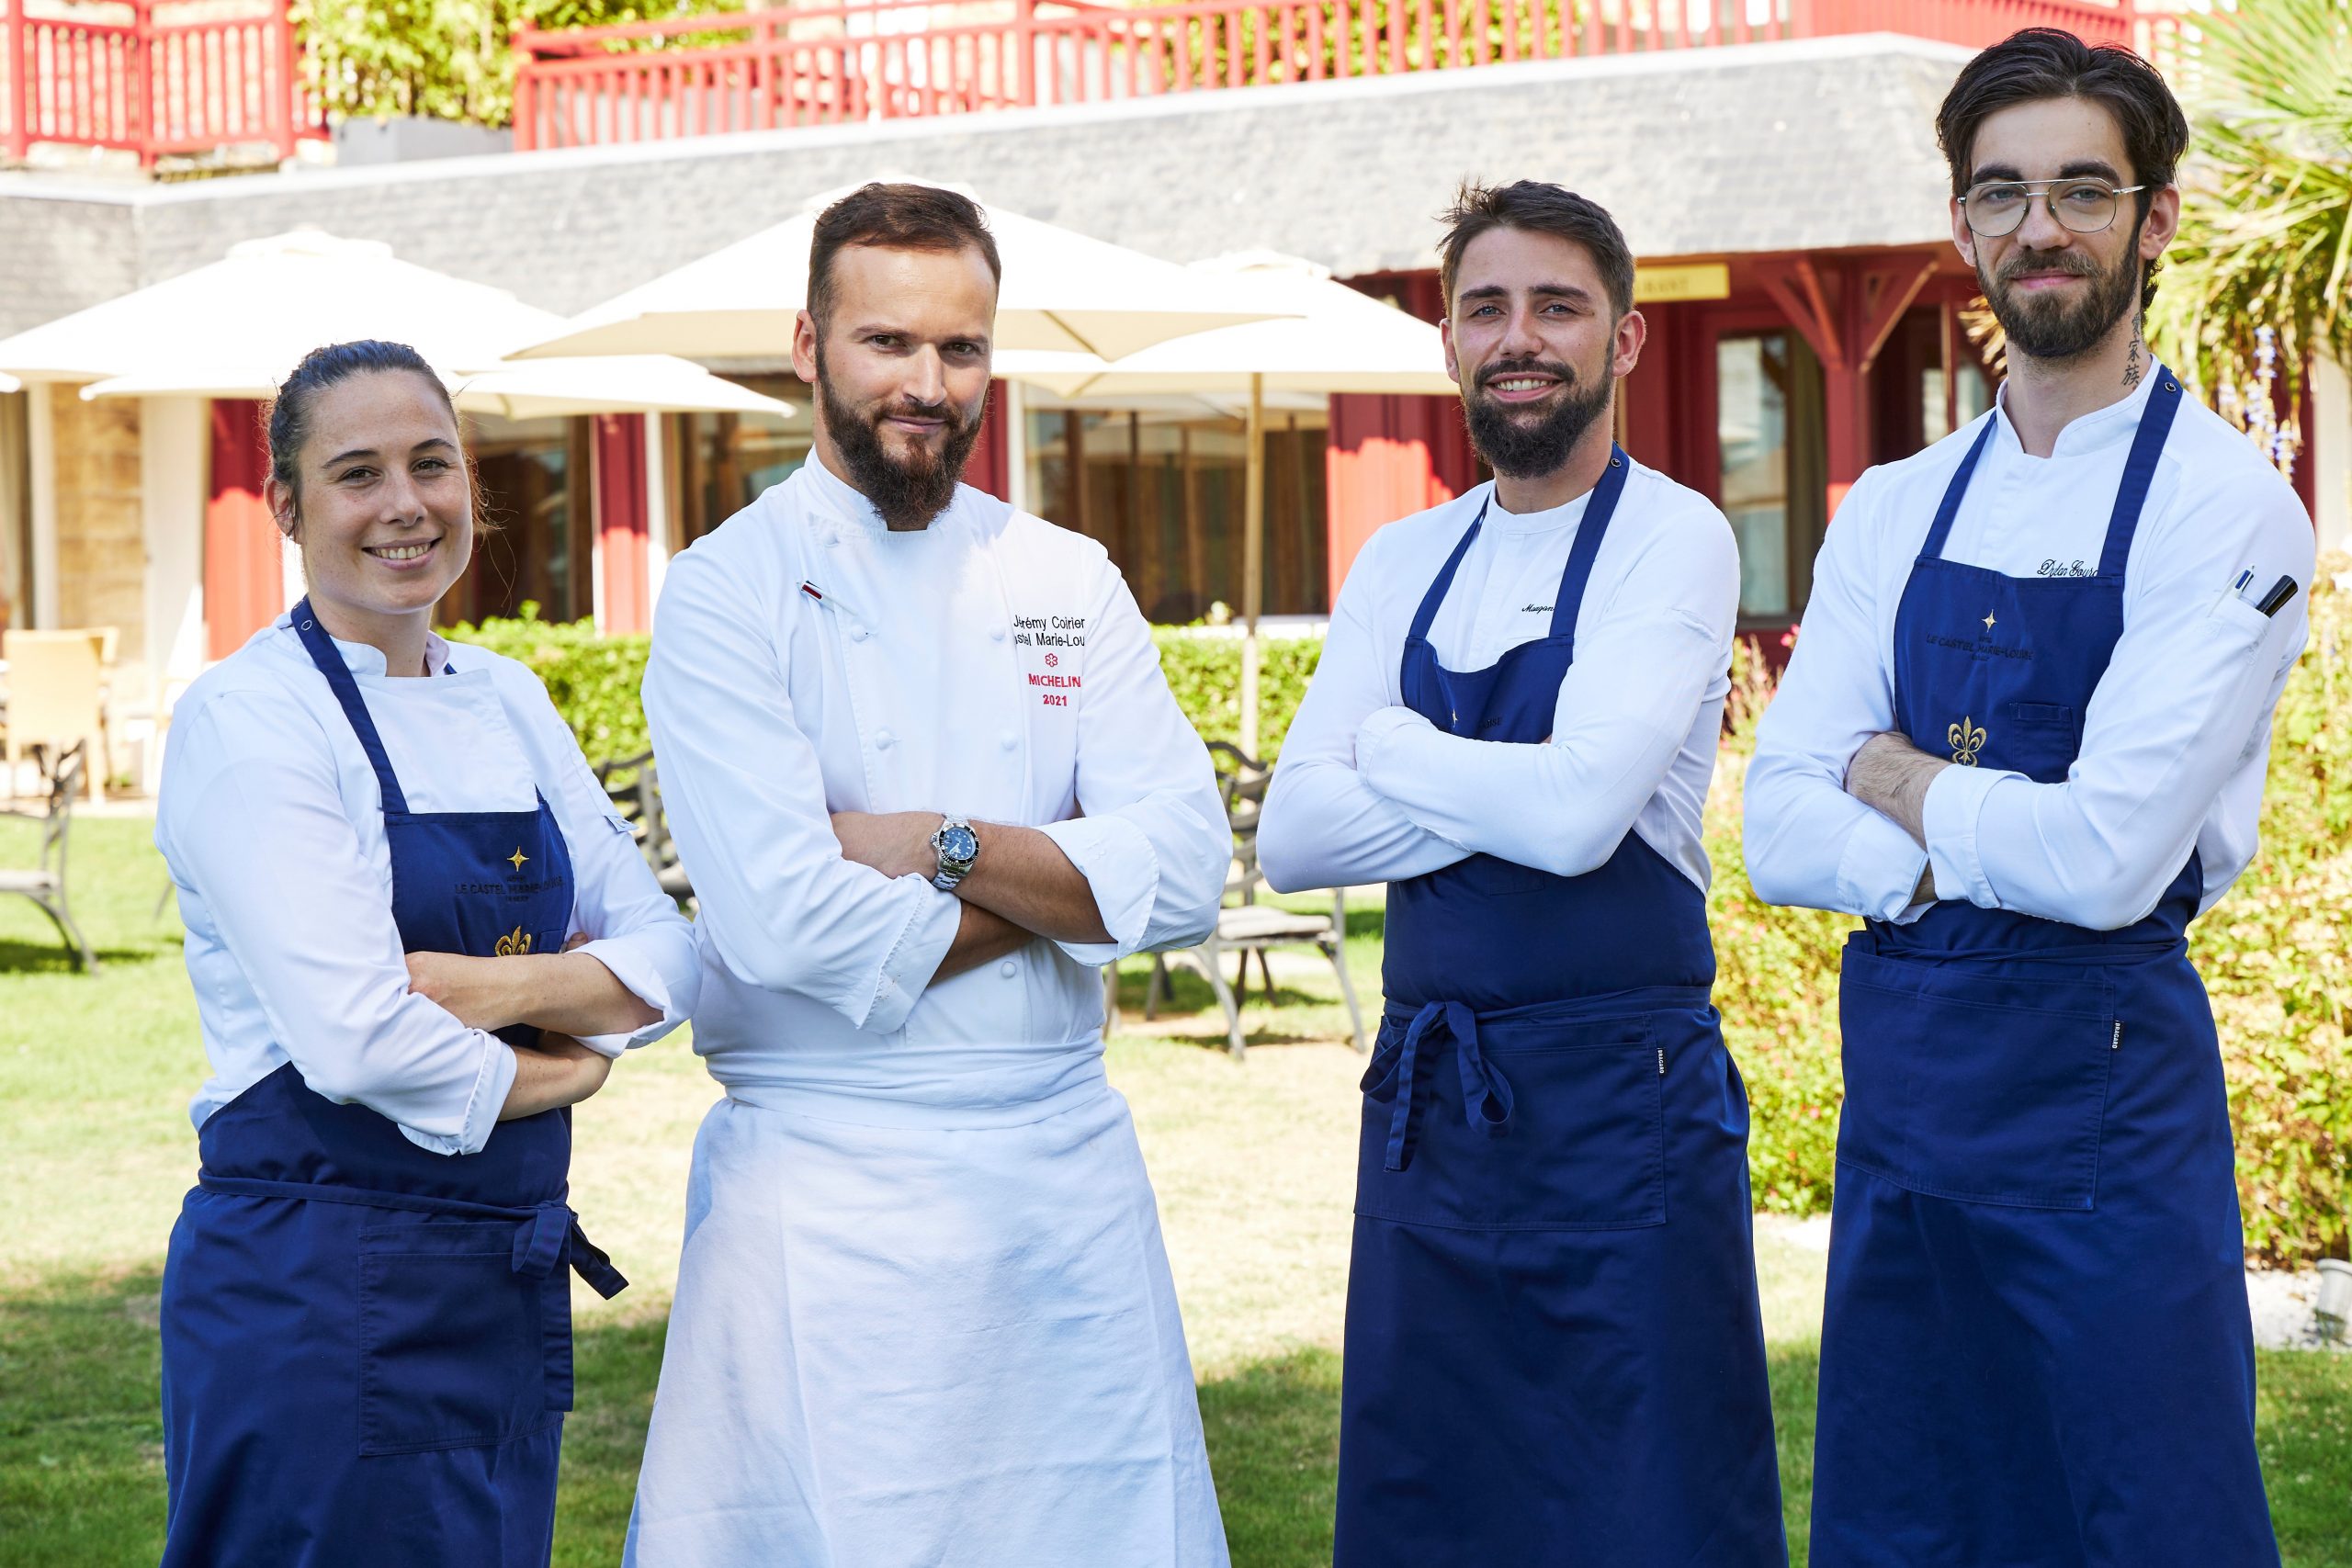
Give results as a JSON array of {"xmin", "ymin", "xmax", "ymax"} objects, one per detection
[
  {"xmin": 0, "ymin": 230, "xmax": 795, "ymax": 420},
  {"xmin": 512, "ymin": 183, "xmax": 1293, "ymax": 364},
  {"xmin": 1000, "ymin": 254, "xmax": 1456, "ymax": 756},
  {"xmin": 0, "ymin": 371, "xmax": 18, "ymax": 393},
  {"xmin": 79, "ymin": 355, "xmax": 797, "ymax": 423}
]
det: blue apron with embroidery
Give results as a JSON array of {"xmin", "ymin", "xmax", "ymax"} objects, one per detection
[
  {"xmin": 1811, "ymin": 375, "xmax": 2279, "ymax": 1566},
  {"xmin": 1332, "ymin": 452, "xmax": 1787, "ymax": 1567},
  {"xmin": 159, "ymin": 603, "xmax": 625, "ymax": 1568}
]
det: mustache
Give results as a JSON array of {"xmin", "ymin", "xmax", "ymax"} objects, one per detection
[
  {"xmin": 872, "ymin": 396, "xmax": 964, "ymax": 431},
  {"xmin": 1996, "ymin": 251, "xmax": 2099, "ymax": 285},
  {"xmin": 1475, "ymin": 358, "xmax": 1579, "ymax": 392}
]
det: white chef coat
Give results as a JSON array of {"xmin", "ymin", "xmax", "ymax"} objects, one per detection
[
  {"xmin": 627, "ymin": 460, "xmax": 1232, "ymax": 1568},
  {"xmin": 1746, "ymin": 373, "xmax": 2314, "ymax": 931},
  {"xmin": 154, "ymin": 616, "xmax": 699, "ymax": 1157},
  {"xmin": 1260, "ymin": 461, "xmax": 1740, "ymax": 896}
]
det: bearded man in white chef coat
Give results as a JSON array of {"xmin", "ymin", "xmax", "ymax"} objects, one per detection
[{"xmin": 626, "ymin": 183, "xmax": 1234, "ymax": 1568}]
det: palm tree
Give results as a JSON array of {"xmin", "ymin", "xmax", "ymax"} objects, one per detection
[{"xmin": 2154, "ymin": 0, "xmax": 2352, "ymax": 405}]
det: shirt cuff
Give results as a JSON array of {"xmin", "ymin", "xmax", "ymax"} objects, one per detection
[
  {"xmin": 399, "ymin": 1034, "xmax": 516, "ymax": 1157},
  {"xmin": 867, "ymin": 880, "xmax": 965, "ymax": 1034},
  {"xmin": 1035, "ymin": 814, "xmax": 1160, "ymax": 964},
  {"xmin": 1354, "ymin": 705, "xmax": 1435, "ymax": 773},
  {"xmin": 1922, "ymin": 763, "xmax": 2023, "ymax": 909},
  {"xmin": 1835, "ymin": 808, "xmax": 1934, "ymax": 924},
  {"xmin": 569, "ymin": 937, "xmax": 689, "ymax": 1058}
]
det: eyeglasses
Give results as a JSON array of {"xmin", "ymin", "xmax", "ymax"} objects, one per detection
[{"xmin": 1961, "ymin": 178, "xmax": 2148, "ymax": 238}]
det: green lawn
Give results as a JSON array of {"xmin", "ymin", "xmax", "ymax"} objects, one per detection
[{"xmin": 6, "ymin": 818, "xmax": 2352, "ymax": 1565}]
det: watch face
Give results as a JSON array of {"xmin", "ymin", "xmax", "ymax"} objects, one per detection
[{"xmin": 941, "ymin": 824, "xmax": 979, "ymax": 863}]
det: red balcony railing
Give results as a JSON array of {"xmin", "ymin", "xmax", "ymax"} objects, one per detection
[
  {"xmin": 512, "ymin": 0, "xmax": 2145, "ymax": 152},
  {"xmin": 2, "ymin": 0, "xmax": 322, "ymax": 165}
]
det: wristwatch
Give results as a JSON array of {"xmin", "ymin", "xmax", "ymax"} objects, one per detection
[{"xmin": 931, "ymin": 815, "xmax": 979, "ymax": 892}]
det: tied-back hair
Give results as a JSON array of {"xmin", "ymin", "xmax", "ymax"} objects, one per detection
[
  {"xmin": 1937, "ymin": 28, "xmax": 2188, "ymax": 314},
  {"xmin": 807, "ymin": 183, "xmax": 1003, "ymax": 332},
  {"xmin": 1436, "ymin": 180, "xmax": 1636, "ymax": 318},
  {"xmin": 267, "ymin": 339, "xmax": 486, "ymax": 529}
]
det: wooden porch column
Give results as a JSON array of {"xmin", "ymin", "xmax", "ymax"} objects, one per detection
[
  {"xmin": 1755, "ymin": 251, "xmax": 1938, "ymax": 517},
  {"xmin": 593, "ymin": 413, "xmax": 650, "ymax": 635}
]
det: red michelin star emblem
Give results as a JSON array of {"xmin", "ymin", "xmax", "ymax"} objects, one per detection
[{"xmin": 1044, "ymin": 652, "xmax": 1059, "ymax": 667}]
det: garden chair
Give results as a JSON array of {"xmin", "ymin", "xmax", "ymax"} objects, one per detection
[
  {"xmin": 1142, "ymin": 740, "xmax": 1367, "ymax": 1061},
  {"xmin": 2, "ymin": 628, "xmax": 109, "ymax": 804},
  {"xmin": 0, "ymin": 742, "xmax": 96, "ymax": 972},
  {"xmin": 594, "ymin": 749, "xmax": 695, "ymax": 910}
]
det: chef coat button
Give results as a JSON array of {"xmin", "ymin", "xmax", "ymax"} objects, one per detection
[
  {"xmin": 874, "ymin": 728, "xmax": 895, "ymax": 750},
  {"xmin": 999, "ymin": 729, "xmax": 1017, "ymax": 750},
  {"xmin": 850, "ymin": 624, "xmax": 869, "ymax": 641},
  {"xmin": 989, "ymin": 625, "xmax": 1007, "ymax": 641},
  {"xmin": 998, "ymin": 959, "xmax": 1018, "ymax": 978}
]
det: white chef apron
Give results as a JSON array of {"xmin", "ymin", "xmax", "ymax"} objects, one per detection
[{"xmin": 624, "ymin": 1063, "xmax": 1230, "ymax": 1568}]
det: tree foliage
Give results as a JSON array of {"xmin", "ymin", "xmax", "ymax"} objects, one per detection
[
  {"xmin": 2154, "ymin": 0, "xmax": 2352, "ymax": 397},
  {"xmin": 299, "ymin": 0, "xmax": 730, "ymax": 126}
]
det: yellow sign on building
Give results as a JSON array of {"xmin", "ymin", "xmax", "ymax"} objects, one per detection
[{"xmin": 1634, "ymin": 263, "xmax": 1732, "ymax": 303}]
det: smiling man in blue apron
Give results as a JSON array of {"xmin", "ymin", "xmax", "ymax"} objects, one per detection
[
  {"xmin": 1260, "ymin": 181, "xmax": 1784, "ymax": 1567},
  {"xmin": 1745, "ymin": 29, "xmax": 2315, "ymax": 1567}
]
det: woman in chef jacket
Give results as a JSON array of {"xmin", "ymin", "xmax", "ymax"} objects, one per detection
[{"xmin": 153, "ymin": 339, "xmax": 699, "ymax": 1567}]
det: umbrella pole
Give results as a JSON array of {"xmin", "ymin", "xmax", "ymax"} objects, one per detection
[
  {"xmin": 1002, "ymin": 378, "xmax": 1030, "ymax": 513},
  {"xmin": 1239, "ymin": 371, "xmax": 1264, "ymax": 760}
]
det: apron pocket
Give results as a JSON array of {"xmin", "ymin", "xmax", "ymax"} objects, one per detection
[
  {"xmin": 1837, "ymin": 947, "xmax": 2117, "ymax": 1210},
  {"xmin": 356, "ymin": 1218, "xmax": 555, "ymax": 1456},
  {"xmin": 1357, "ymin": 1016, "xmax": 1665, "ymax": 1231}
]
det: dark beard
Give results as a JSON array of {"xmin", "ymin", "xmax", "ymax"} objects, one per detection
[
  {"xmin": 814, "ymin": 347, "xmax": 984, "ymax": 530},
  {"xmin": 1460, "ymin": 358, "xmax": 1613, "ymax": 479},
  {"xmin": 1979, "ymin": 222, "xmax": 2144, "ymax": 363}
]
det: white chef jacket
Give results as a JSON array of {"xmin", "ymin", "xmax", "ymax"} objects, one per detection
[
  {"xmin": 1746, "ymin": 374, "xmax": 2314, "ymax": 931},
  {"xmin": 641, "ymin": 459, "xmax": 1228, "ymax": 1114},
  {"xmin": 155, "ymin": 617, "xmax": 699, "ymax": 1156},
  {"xmin": 1260, "ymin": 462, "xmax": 1740, "ymax": 896},
  {"xmin": 628, "ymin": 460, "xmax": 1234, "ymax": 1568}
]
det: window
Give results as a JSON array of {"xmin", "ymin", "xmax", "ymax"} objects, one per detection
[
  {"xmin": 667, "ymin": 376, "xmax": 808, "ymax": 544},
  {"xmin": 1024, "ymin": 405, "xmax": 1329, "ymax": 624},
  {"xmin": 1715, "ymin": 332, "xmax": 1826, "ymax": 626},
  {"xmin": 442, "ymin": 415, "xmax": 591, "ymax": 626}
]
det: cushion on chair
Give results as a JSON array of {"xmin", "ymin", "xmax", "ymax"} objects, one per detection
[
  {"xmin": 1214, "ymin": 905, "xmax": 1333, "ymax": 942},
  {"xmin": 0, "ymin": 869, "xmax": 61, "ymax": 895}
]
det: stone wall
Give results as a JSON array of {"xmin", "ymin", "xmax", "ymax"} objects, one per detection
[{"xmin": 47, "ymin": 383, "xmax": 147, "ymax": 668}]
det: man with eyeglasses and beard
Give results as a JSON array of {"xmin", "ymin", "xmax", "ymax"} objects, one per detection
[
  {"xmin": 1259, "ymin": 181, "xmax": 1785, "ymax": 1567},
  {"xmin": 1747, "ymin": 29, "xmax": 2310, "ymax": 1567},
  {"xmin": 627, "ymin": 183, "xmax": 1233, "ymax": 1568}
]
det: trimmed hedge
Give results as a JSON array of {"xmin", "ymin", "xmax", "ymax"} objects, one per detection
[{"xmin": 457, "ymin": 571, "xmax": 2352, "ymax": 1261}]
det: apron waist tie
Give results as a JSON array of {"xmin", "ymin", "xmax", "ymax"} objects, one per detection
[
  {"xmin": 198, "ymin": 1173, "xmax": 628, "ymax": 1300},
  {"xmin": 1361, "ymin": 1000, "xmax": 1515, "ymax": 1172}
]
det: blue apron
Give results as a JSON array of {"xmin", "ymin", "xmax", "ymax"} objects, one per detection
[
  {"xmin": 1333, "ymin": 452, "xmax": 1787, "ymax": 1567},
  {"xmin": 1811, "ymin": 374, "xmax": 2279, "ymax": 1566},
  {"xmin": 159, "ymin": 603, "xmax": 627, "ymax": 1568}
]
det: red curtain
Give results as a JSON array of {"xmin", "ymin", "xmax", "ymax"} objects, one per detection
[
  {"xmin": 962, "ymin": 380, "xmax": 1013, "ymax": 502},
  {"xmin": 594, "ymin": 413, "xmax": 650, "ymax": 634},
  {"xmin": 204, "ymin": 400, "xmax": 281, "ymax": 660}
]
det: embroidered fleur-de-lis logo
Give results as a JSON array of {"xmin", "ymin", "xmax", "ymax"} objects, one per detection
[
  {"xmin": 494, "ymin": 926, "xmax": 534, "ymax": 956},
  {"xmin": 1948, "ymin": 716, "xmax": 1987, "ymax": 766}
]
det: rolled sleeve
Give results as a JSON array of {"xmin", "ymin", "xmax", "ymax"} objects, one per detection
[
  {"xmin": 401, "ymin": 1039, "xmax": 517, "ymax": 1156},
  {"xmin": 1920, "ymin": 762, "xmax": 2018, "ymax": 911},
  {"xmin": 569, "ymin": 934, "xmax": 692, "ymax": 1057},
  {"xmin": 869, "ymin": 886, "xmax": 965, "ymax": 1033},
  {"xmin": 1058, "ymin": 568, "xmax": 1227, "ymax": 961},
  {"xmin": 1037, "ymin": 813, "xmax": 1160, "ymax": 964},
  {"xmin": 1834, "ymin": 808, "xmax": 1935, "ymax": 923}
]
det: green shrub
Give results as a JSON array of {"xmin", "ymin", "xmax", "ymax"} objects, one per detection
[
  {"xmin": 443, "ymin": 604, "xmax": 651, "ymax": 763},
  {"xmin": 1153, "ymin": 631, "xmax": 1323, "ymax": 761}
]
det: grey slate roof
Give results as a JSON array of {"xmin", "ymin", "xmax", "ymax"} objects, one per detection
[{"xmin": 0, "ymin": 32, "xmax": 1970, "ymax": 340}]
